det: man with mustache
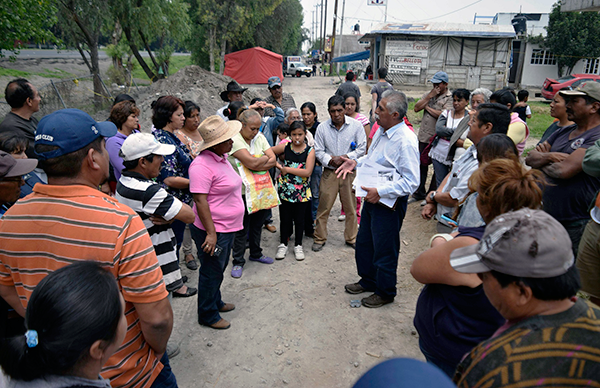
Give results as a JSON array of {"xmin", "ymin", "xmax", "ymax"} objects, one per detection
[{"xmin": 526, "ymin": 82, "xmax": 600, "ymax": 257}]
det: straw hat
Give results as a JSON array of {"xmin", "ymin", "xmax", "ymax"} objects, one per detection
[{"xmin": 197, "ymin": 115, "xmax": 242, "ymax": 152}]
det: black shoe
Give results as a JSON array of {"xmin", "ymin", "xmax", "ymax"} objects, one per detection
[
  {"xmin": 312, "ymin": 242, "xmax": 325, "ymax": 252},
  {"xmin": 345, "ymin": 242, "xmax": 356, "ymax": 249},
  {"xmin": 345, "ymin": 282, "xmax": 369, "ymax": 294},
  {"xmin": 181, "ymin": 275, "xmax": 188, "ymax": 283},
  {"xmin": 185, "ymin": 259, "xmax": 199, "ymax": 270},
  {"xmin": 173, "ymin": 286, "xmax": 198, "ymax": 298},
  {"xmin": 361, "ymin": 293, "xmax": 394, "ymax": 308}
]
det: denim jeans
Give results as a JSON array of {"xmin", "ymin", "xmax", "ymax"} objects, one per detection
[
  {"xmin": 355, "ymin": 199, "xmax": 407, "ymax": 299},
  {"xmin": 190, "ymin": 225, "xmax": 235, "ymax": 325},
  {"xmin": 150, "ymin": 353, "xmax": 178, "ymax": 388},
  {"xmin": 415, "ymin": 141, "xmax": 437, "ymax": 199},
  {"xmin": 431, "ymin": 160, "xmax": 450, "ymax": 188},
  {"xmin": 232, "ymin": 196, "xmax": 267, "ymax": 266},
  {"xmin": 310, "ymin": 165, "xmax": 323, "ymax": 220}
]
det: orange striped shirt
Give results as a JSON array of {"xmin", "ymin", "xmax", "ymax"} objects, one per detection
[{"xmin": 0, "ymin": 184, "xmax": 169, "ymax": 388}]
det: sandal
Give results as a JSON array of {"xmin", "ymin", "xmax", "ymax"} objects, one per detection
[{"xmin": 185, "ymin": 257, "xmax": 198, "ymax": 270}]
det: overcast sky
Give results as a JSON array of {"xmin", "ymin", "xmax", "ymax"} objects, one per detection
[{"xmin": 300, "ymin": 0, "xmax": 557, "ymax": 39}]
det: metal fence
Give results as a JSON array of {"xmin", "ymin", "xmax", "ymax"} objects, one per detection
[{"xmin": 1, "ymin": 70, "xmax": 141, "ymax": 121}]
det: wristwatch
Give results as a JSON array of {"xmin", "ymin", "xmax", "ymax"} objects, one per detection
[{"xmin": 429, "ymin": 191, "xmax": 437, "ymax": 203}]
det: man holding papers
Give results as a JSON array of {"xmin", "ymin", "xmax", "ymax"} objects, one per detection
[{"xmin": 338, "ymin": 90, "xmax": 420, "ymax": 308}]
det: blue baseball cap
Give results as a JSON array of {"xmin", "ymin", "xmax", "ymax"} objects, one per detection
[
  {"xmin": 35, "ymin": 109, "xmax": 117, "ymax": 161},
  {"xmin": 352, "ymin": 358, "xmax": 455, "ymax": 388},
  {"xmin": 429, "ymin": 71, "xmax": 449, "ymax": 84},
  {"xmin": 268, "ymin": 76, "xmax": 282, "ymax": 88}
]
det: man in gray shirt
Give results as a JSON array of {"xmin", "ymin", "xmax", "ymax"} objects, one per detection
[
  {"xmin": 313, "ymin": 95, "xmax": 366, "ymax": 252},
  {"xmin": 336, "ymin": 71, "xmax": 361, "ymax": 105},
  {"xmin": 0, "ymin": 78, "xmax": 41, "ymax": 158}
]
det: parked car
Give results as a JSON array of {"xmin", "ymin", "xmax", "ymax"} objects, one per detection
[
  {"xmin": 284, "ymin": 62, "xmax": 312, "ymax": 77},
  {"xmin": 542, "ymin": 73, "xmax": 600, "ymax": 100}
]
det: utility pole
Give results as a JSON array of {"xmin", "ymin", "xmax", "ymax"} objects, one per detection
[
  {"xmin": 330, "ymin": 0, "xmax": 339, "ymax": 75},
  {"xmin": 323, "ymin": 0, "xmax": 328, "ymax": 63},
  {"xmin": 320, "ymin": 0, "xmax": 325, "ymax": 56}
]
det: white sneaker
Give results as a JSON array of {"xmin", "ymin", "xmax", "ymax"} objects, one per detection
[
  {"xmin": 294, "ymin": 245, "xmax": 305, "ymax": 261},
  {"xmin": 338, "ymin": 214, "xmax": 346, "ymax": 222},
  {"xmin": 276, "ymin": 244, "xmax": 288, "ymax": 260}
]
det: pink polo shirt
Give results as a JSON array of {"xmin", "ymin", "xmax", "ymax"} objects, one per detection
[{"xmin": 189, "ymin": 150, "xmax": 244, "ymax": 233}]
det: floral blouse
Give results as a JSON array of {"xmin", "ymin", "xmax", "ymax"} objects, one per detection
[
  {"xmin": 277, "ymin": 143, "xmax": 312, "ymax": 203},
  {"xmin": 175, "ymin": 129, "xmax": 203, "ymax": 158},
  {"xmin": 153, "ymin": 128, "xmax": 193, "ymax": 203}
]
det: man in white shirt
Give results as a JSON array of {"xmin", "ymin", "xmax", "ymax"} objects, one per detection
[
  {"xmin": 216, "ymin": 81, "xmax": 247, "ymax": 121},
  {"xmin": 313, "ymin": 95, "xmax": 366, "ymax": 252},
  {"xmin": 339, "ymin": 90, "xmax": 420, "ymax": 307}
]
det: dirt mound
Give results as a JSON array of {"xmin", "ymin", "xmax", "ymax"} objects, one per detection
[{"xmin": 136, "ymin": 65, "xmax": 268, "ymax": 130}]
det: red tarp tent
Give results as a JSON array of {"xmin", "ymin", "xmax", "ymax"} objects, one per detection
[{"xmin": 224, "ymin": 47, "xmax": 283, "ymax": 84}]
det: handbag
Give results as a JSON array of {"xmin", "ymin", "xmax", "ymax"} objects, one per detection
[
  {"xmin": 420, "ymin": 135, "xmax": 436, "ymax": 165},
  {"xmin": 234, "ymin": 160, "xmax": 280, "ymax": 213}
]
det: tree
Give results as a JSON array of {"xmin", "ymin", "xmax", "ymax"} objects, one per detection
[
  {"xmin": 56, "ymin": 0, "xmax": 110, "ymax": 107},
  {"xmin": 0, "ymin": 0, "xmax": 58, "ymax": 58},
  {"xmin": 189, "ymin": 0, "xmax": 281, "ymax": 73},
  {"xmin": 253, "ymin": 0, "xmax": 305, "ymax": 56},
  {"xmin": 544, "ymin": 2, "xmax": 600, "ymax": 76},
  {"xmin": 109, "ymin": 0, "xmax": 191, "ymax": 81}
]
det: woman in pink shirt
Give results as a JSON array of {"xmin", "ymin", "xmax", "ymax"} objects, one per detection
[{"xmin": 188, "ymin": 115, "xmax": 244, "ymax": 330}]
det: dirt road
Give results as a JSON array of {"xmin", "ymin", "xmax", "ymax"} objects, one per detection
[{"xmin": 169, "ymin": 75, "xmax": 437, "ymax": 388}]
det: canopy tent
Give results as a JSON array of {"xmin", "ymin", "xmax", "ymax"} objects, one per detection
[
  {"xmin": 224, "ymin": 47, "xmax": 283, "ymax": 84},
  {"xmin": 331, "ymin": 50, "xmax": 370, "ymax": 63}
]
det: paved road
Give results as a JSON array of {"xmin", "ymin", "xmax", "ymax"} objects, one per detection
[{"xmin": 0, "ymin": 49, "xmax": 190, "ymax": 60}]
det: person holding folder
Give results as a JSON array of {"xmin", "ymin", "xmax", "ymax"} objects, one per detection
[{"xmin": 337, "ymin": 90, "xmax": 420, "ymax": 308}]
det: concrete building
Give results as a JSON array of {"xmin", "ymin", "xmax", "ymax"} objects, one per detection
[
  {"xmin": 491, "ymin": 12, "xmax": 600, "ymax": 88},
  {"xmin": 360, "ymin": 22, "xmax": 515, "ymax": 90}
]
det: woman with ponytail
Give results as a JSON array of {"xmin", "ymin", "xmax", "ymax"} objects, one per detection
[{"xmin": 0, "ymin": 261, "xmax": 126, "ymax": 387}]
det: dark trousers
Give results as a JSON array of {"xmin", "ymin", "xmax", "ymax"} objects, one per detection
[
  {"xmin": 171, "ymin": 220, "xmax": 186, "ymax": 259},
  {"xmin": 232, "ymin": 196, "xmax": 267, "ymax": 266},
  {"xmin": 190, "ymin": 225, "xmax": 235, "ymax": 325},
  {"xmin": 150, "ymin": 353, "xmax": 178, "ymax": 388},
  {"xmin": 414, "ymin": 141, "xmax": 437, "ymax": 199},
  {"xmin": 279, "ymin": 200, "xmax": 309, "ymax": 245},
  {"xmin": 561, "ymin": 218, "xmax": 590, "ymax": 258},
  {"xmin": 419, "ymin": 338, "xmax": 457, "ymax": 378},
  {"xmin": 355, "ymin": 199, "xmax": 407, "ymax": 299}
]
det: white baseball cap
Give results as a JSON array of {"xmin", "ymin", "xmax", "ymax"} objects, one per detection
[{"xmin": 119, "ymin": 133, "xmax": 176, "ymax": 161}]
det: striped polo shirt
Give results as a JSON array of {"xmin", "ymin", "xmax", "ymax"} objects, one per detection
[
  {"xmin": 0, "ymin": 184, "xmax": 168, "ymax": 388},
  {"xmin": 116, "ymin": 171, "xmax": 183, "ymax": 292}
]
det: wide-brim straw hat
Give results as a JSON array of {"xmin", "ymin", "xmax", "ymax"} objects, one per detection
[{"xmin": 197, "ymin": 115, "xmax": 241, "ymax": 152}]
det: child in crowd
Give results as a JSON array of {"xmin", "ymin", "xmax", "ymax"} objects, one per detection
[
  {"xmin": 271, "ymin": 121, "xmax": 316, "ymax": 261},
  {"xmin": 276, "ymin": 123, "xmax": 292, "ymax": 145},
  {"xmin": 514, "ymin": 89, "xmax": 532, "ymax": 123}
]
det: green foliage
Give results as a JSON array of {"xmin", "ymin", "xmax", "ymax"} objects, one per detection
[
  {"xmin": 254, "ymin": 0, "xmax": 305, "ymax": 56},
  {"xmin": 0, "ymin": 66, "xmax": 74, "ymax": 78},
  {"xmin": 544, "ymin": 2, "xmax": 600, "ymax": 76},
  {"xmin": 130, "ymin": 55, "xmax": 192, "ymax": 80},
  {"xmin": 527, "ymin": 101, "xmax": 555, "ymax": 139},
  {"xmin": 0, "ymin": 0, "xmax": 59, "ymax": 58}
]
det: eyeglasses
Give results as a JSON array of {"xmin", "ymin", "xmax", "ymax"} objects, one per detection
[{"xmin": 270, "ymin": 86, "xmax": 281, "ymax": 90}]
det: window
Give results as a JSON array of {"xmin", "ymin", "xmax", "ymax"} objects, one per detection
[
  {"xmin": 530, "ymin": 49, "xmax": 556, "ymax": 65},
  {"xmin": 585, "ymin": 58, "xmax": 600, "ymax": 75}
]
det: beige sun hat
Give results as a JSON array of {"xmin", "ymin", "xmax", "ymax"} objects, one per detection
[{"xmin": 197, "ymin": 115, "xmax": 242, "ymax": 152}]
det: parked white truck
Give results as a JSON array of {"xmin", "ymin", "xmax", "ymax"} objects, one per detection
[{"xmin": 283, "ymin": 56, "xmax": 312, "ymax": 77}]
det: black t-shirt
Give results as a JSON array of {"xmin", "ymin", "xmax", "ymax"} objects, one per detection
[
  {"xmin": 538, "ymin": 121, "xmax": 561, "ymax": 145},
  {"xmin": 414, "ymin": 226, "xmax": 504, "ymax": 368},
  {"xmin": 0, "ymin": 112, "xmax": 38, "ymax": 158},
  {"xmin": 543, "ymin": 124, "xmax": 600, "ymax": 222}
]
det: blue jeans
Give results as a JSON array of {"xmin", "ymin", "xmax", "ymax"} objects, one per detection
[
  {"xmin": 150, "ymin": 353, "xmax": 178, "ymax": 388},
  {"xmin": 190, "ymin": 225, "xmax": 235, "ymax": 325},
  {"xmin": 431, "ymin": 160, "xmax": 450, "ymax": 188},
  {"xmin": 419, "ymin": 338, "xmax": 457, "ymax": 378},
  {"xmin": 355, "ymin": 199, "xmax": 407, "ymax": 299},
  {"xmin": 310, "ymin": 165, "xmax": 323, "ymax": 220}
]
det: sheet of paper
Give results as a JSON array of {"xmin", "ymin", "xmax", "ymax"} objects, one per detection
[{"xmin": 353, "ymin": 160, "xmax": 399, "ymax": 208}]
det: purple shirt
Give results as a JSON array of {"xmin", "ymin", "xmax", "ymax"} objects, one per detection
[
  {"xmin": 189, "ymin": 150, "xmax": 244, "ymax": 233},
  {"xmin": 106, "ymin": 131, "xmax": 138, "ymax": 181}
]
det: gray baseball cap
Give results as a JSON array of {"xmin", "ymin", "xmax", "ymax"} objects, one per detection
[{"xmin": 450, "ymin": 208, "xmax": 574, "ymax": 278}]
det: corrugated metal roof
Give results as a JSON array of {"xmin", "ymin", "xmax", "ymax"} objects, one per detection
[{"xmin": 361, "ymin": 22, "xmax": 516, "ymax": 39}]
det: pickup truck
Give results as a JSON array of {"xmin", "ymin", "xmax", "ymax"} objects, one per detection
[{"xmin": 285, "ymin": 62, "xmax": 312, "ymax": 77}]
